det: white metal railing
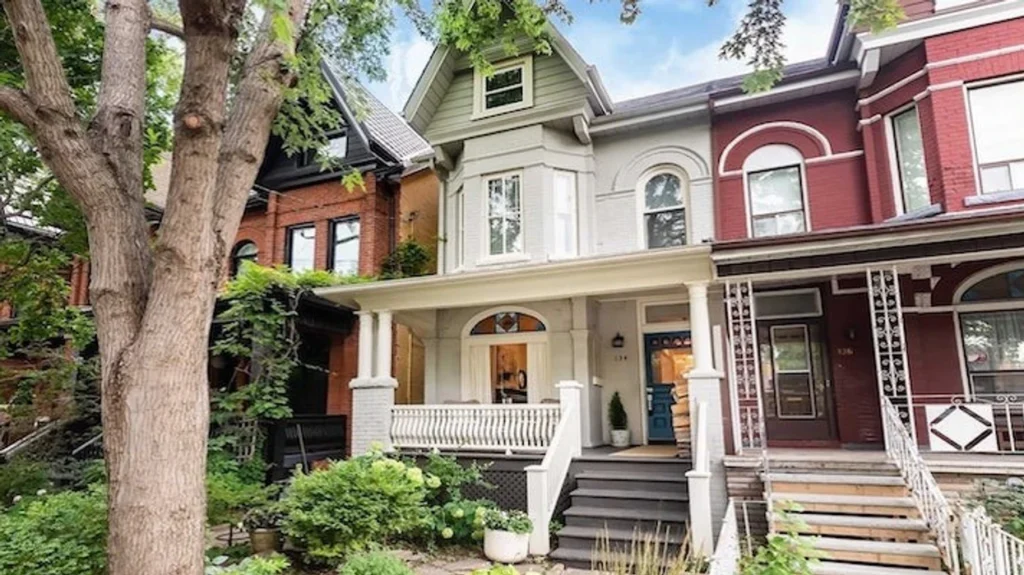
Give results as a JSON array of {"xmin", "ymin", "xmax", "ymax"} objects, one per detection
[
  {"xmin": 525, "ymin": 382, "xmax": 582, "ymax": 556},
  {"xmin": 911, "ymin": 393, "xmax": 1024, "ymax": 453},
  {"xmin": 709, "ymin": 499, "xmax": 740, "ymax": 575},
  {"xmin": 960, "ymin": 504, "xmax": 1024, "ymax": 575},
  {"xmin": 390, "ymin": 403, "xmax": 561, "ymax": 453},
  {"xmin": 882, "ymin": 396, "xmax": 960, "ymax": 574}
]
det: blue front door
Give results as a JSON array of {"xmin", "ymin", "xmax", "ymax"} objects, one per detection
[{"xmin": 644, "ymin": 332, "xmax": 694, "ymax": 443}]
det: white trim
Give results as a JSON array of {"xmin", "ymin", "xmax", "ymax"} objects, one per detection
[
  {"xmin": 636, "ymin": 166, "xmax": 691, "ymax": 250},
  {"xmin": 855, "ymin": 1, "xmax": 1024, "ymax": 58},
  {"xmin": 462, "ymin": 306, "xmax": 553, "ymax": 339},
  {"xmin": 885, "ymin": 103, "xmax": 930, "ymax": 216},
  {"xmin": 965, "ymin": 76, "xmax": 1024, "ymax": 198},
  {"xmin": 718, "ymin": 121, "xmax": 833, "ymax": 176},
  {"xmin": 929, "ymin": 42, "xmax": 1024, "ymax": 71},
  {"xmin": 805, "ymin": 150, "xmax": 865, "ymax": 164},
  {"xmin": 953, "ymin": 259, "xmax": 1024, "ymax": 304},
  {"xmin": 480, "ymin": 169, "xmax": 525, "ymax": 261},
  {"xmin": 742, "ymin": 145, "xmax": 812, "ymax": 239},
  {"xmin": 472, "ymin": 56, "xmax": 534, "ymax": 120},
  {"xmin": 711, "ymin": 69, "xmax": 860, "ymax": 113},
  {"xmin": 460, "ymin": 306, "xmax": 553, "ymax": 405},
  {"xmin": 857, "ymin": 69, "xmax": 928, "ymax": 109},
  {"xmin": 769, "ymin": 324, "xmax": 818, "ymax": 420}
]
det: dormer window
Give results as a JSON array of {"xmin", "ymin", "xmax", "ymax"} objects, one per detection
[
  {"xmin": 473, "ymin": 56, "xmax": 534, "ymax": 119},
  {"xmin": 325, "ymin": 132, "xmax": 347, "ymax": 162}
]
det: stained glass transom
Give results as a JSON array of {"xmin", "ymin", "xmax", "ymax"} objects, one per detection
[{"xmin": 470, "ymin": 312, "xmax": 546, "ymax": 335}]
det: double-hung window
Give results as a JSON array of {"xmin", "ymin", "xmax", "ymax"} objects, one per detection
[
  {"xmin": 329, "ymin": 218, "xmax": 360, "ymax": 276},
  {"xmin": 748, "ymin": 166, "xmax": 806, "ymax": 238},
  {"xmin": 890, "ymin": 106, "xmax": 931, "ymax": 213},
  {"xmin": 474, "ymin": 57, "xmax": 533, "ymax": 118},
  {"xmin": 642, "ymin": 172, "xmax": 686, "ymax": 249},
  {"xmin": 287, "ymin": 225, "xmax": 316, "ymax": 272},
  {"xmin": 453, "ymin": 186, "xmax": 465, "ymax": 269},
  {"xmin": 969, "ymin": 80, "xmax": 1024, "ymax": 194},
  {"xmin": 486, "ymin": 172, "xmax": 523, "ymax": 257},
  {"xmin": 552, "ymin": 170, "xmax": 578, "ymax": 258}
]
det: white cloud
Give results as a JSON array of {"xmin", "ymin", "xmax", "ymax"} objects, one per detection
[{"xmin": 367, "ymin": 31, "xmax": 434, "ymax": 113}]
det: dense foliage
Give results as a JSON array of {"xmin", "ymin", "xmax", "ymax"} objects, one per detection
[
  {"xmin": 0, "ymin": 459, "xmax": 49, "ymax": 509},
  {"xmin": 0, "ymin": 488, "xmax": 107, "ymax": 575},
  {"xmin": 482, "ymin": 509, "xmax": 533, "ymax": 535},
  {"xmin": 206, "ymin": 447, "xmax": 272, "ymax": 527},
  {"xmin": 205, "ymin": 554, "xmax": 290, "ymax": 575},
  {"xmin": 970, "ymin": 479, "xmax": 1024, "ymax": 539},
  {"xmin": 338, "ymin": 551, "xmax": 415, "ymax": 575}
]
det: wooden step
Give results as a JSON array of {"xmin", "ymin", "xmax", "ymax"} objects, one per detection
[
  {"xmin": 768, "ymin": 473, "xmax": 908, "ymax": 497},
  {"xmin": 773, "ymin": 512, "xmax": 929, "ymax": 541},
  {"xmin": 769, "ymin": 492, "xmax": 919, "ymax": 518},
  {"xmin": 807, "ymin": 537, "xmax": 943, "ymax": 570},
  {"xmin": 811, "ymin": 560, "xmax": 946, "ymax": 575}
]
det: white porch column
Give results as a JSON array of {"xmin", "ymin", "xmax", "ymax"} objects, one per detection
[
  {"xmin": 423, "ymin": 337, "xmax": 438, "ymax": 404},
  {"xmin": 350, "ymin": 310, "xmax": 398, "ymax": 455},
  {"xmin": 570, "ymin": 296, "xmax": 596, "ymax": 447},
  {"xmin": 685, "ymin": 282, "xmax": 728, "ymax": 552}
]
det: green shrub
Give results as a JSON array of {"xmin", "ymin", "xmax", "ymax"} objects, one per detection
[
  {"xmin": 206, "ymin": 448, "xmax": 270, "ymax": 526},
  {"xmin": 482, "ymin": 509, "xmax": 532, "ymax": 534},
  {"xmin": 608, "ymin": 392, "xmax": 628, "ymax": 430},
  {"xmin": 338, "ymin": 551, "xmax": 413, "ymax": 575},
  {"xmin": 281, "ymin": 453, "xmax": 427, "ymax": 565},
  {"xmin": 0, "ymin": 488, "xmax": 107, "ymax": 575},
  {"xmin": 421, "ymin": 498, "xmax": 494, "ymax": 545},
  {"xmin": 0, "ymin": 459, "xmax": 50, "ymax": 508},
  {"xmin": 970, "ymin": 478, "xmax": 1024, "ymax": 538},
  {"xmin": 205, "ymin": 553, "xmax": 290, "ymax": 575}
]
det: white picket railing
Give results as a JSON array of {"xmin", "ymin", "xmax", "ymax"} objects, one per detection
[
  {"xmin": 709, "ymin": 499, "xmax": 741, "ymax": 575},
  {"xmin": 960, "ymin": 504, "xmax": 1024, "ymax": 575},
  {"xmin": 882, "ymin": 396, "xmax": 960, "ymax": 575},
  {"xmin": 525, "ymin": 382, "xmax": 582, "ymax": 556},
  {"xmin": 391, "ymin": 403, "xmax": 561, "ymax": 453}
]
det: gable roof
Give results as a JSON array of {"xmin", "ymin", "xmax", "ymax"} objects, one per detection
[{"xmin": 403, "ymin": 23, "xmax": 614, "ymax": 133}]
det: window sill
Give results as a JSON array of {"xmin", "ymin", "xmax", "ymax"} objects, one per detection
[
  {"xmin": 964, "ymin": 189, "xmax": 1024, "ymax": 208},
  {"xmin": 476, "ymin": 253, "xmax": 532, "ymax": 267},
  {"xmin": 471, "ymin": 101, "xmax": 533, "ymax": 121}
]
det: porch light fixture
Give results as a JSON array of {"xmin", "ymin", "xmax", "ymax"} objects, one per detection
[{"xmin": 612, "ymin": 333, "xmax": 625, "ymax": 348}]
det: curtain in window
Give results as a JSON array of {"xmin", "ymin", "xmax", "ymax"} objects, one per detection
[{"xmin": 961, "ymin": 309, "xmax": 1024, "ymax": 394}]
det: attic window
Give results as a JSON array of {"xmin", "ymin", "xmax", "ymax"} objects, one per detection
[
  {"xmin": 473, "ymin": 56, "xmax": 534, "ymax": 119},
  {"xmin": 326, "ymin": 132, "xmax": 347, "ymax": 161}
]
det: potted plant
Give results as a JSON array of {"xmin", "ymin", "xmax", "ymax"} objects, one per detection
[
  {"xmin": 481, "ymin": 509, "xmax": 532, "ymax": 564},
  {"xmin": 242, "ymin": 503, "xmax": 284, "ymax": 554},
  {"xmin": 609, "ymin": 392, "xmax": 630, "ymax": 447}
]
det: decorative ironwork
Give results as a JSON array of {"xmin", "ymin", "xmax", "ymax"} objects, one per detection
[
  {"xmin": 726, "ymin": 281, "xmax": 765, "ymax": 452},
  {"xmin": 867, "ymin": 268, "xmax": 916, "ymax": 440}
]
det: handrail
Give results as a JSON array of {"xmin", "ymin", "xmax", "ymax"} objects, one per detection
[
  {"xmin": 709, "ymin": 499, "xmax": 740, "ymax": 575},
  {"xmin": 688, "ymin": 401, "xmax": 716, "ymax": 556},
  {"xmin": 959, "ymin": 503, "xmax": 1024, "ymax": 575},
  {"xmin": 0, "ymin": 421, "xmax": 58, "ymax": 462},
  {"xmin": 882, "ymin": 396, "xmax": 960, "ymax": 574}
]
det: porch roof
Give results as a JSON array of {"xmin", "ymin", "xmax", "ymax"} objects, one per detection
[
  {"xmin": 712, "ymin": 208, "xmax": 1024, "ymax": 280},
  {"xmin": 314, "ymin": 245, "xmax": 713, "ymax": 312}
]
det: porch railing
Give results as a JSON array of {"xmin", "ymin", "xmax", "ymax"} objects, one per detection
[
  {"xmin": 687, "ymin": 401, "xmax": 714, "ymax": 556},
  {"xmin": 960, "ymin": 504, "xmax": 1024, "ymax": 575},
  {"xmin": 391, "ymin": 403, "xmax": 561, "ymax": 454},
  {"xmin": 709, "ymin": 499, "xmax": 740, "ymax": 575},
  {"xmin": 882, "ymin": 396, "xmax": 960, "ymax": 574},
  {"xmin": 909, "ymin": 393, "xmax": 1024, "ymax": 454}
]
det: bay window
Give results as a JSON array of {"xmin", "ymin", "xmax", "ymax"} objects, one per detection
[
  {"xmin": 486, "ymin": 172, "xmax": 523, "ymax": 257},
  {"xmin": 968, "ymin": 80, "xmax": 1024, "ymax": 194}
]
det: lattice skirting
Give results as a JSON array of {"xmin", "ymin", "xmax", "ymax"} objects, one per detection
[{"xmin": 406, "ymin": 452, "xmax": 541, "ymax": 512}]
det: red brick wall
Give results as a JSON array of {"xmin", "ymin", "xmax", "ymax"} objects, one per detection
[{"xmin": 713, "ymin": 90, "xmax": 869, "ymax": 240}]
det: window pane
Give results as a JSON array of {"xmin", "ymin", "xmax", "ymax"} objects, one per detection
[
  {"xmin": 748, "ymin": 167, "xmax": 803, "ymax": 216},
  {"xmin": 1011, "ymin": 162, "xmax": 1024, "ymax": 190},
  {"xmin": 962, "ymin": 270, "xmax": 1024, "ymax": 302},
  {"xmin": 288, "ymin": 227, "xmax": 316, "ymax": 272},
  {"xmin": 644, "ymin": 173, "xmax": 683, "ymax": 211},
  {"xmin": 505, "ymin": 175, "xmax": 521, "ymax": 211},
  {"xmin": 645, "ymin": 209, "xmax": 686, "ymax": 248},
  {"xmin": 775, "ymin": 211, "xmax": 806, "ymax": 235},
  {"xmin": 981, "ymin": 165, "xmax": 1013, "ymax": 194},
  {"xmin": 776, "ymin": 373, "xmax": 815, "ymax": 417},
  {"xmin": 892, "ymin": 108, "xmax": 930, "ymax": 212},
  {"xmin": 961, "ymin": 310, "xmax": 1024, "ymax": 374},
  {"xmin": 504, "ymin": 216, "xmax": 522, "ymax": 254},
  {"xmin": 970, "ymin": 373, "xmax": 1024, "ymax": 396},
  {"xmin": 489, "ymin": 217, "xmax": 504, "ymax": 255},
  {"xmin": 755, "ymin": 291, "xmax": 821, "ymax": 319},
  {"xmin": 485, "ymin": 87, "xmax": 524, "ymax": 109},
  {"xmin": 326, "ymin": 135, "xmax": 347, "ymax": 161},
  {"xmin": 752, "ymin": 217, "xmax": 776, "ymax": 238},
  {"xmin": 644, "ymin": 303, "xmax": 689, "ymax": 324},
  {"xmin": 488, "ymin": 178, "xmax": 505, "ymax": 217},
  {"xmin": 486, "ymin": 67, "xmax": 523, "ymax": 91},
  {"xmin": 553, "ymin": 171, "xmax": 577, "ymax": 257},
  {"xmin": 773, "ymin": 326, "xmax": 810, "ymax": 371},
  {"xmin": 969, "ymin": 81, "xmax": 1024, "ymax": 165},
  {"xmin": 332, "ymin": 219, "xmax": 360, "ymax": 275}
]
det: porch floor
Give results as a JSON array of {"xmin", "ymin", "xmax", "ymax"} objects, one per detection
[{"xmin": 581, "ymin": 444, "xmax": 681, "ymax": 460}]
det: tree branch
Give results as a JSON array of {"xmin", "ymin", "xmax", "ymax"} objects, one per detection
[
  {"xmin": 0, "ymin": 86, "xmax": 37, "ymax": 127},
  {"xmin": 150, "ymin": 15, "xmax": 183, "ymax": 38},
  {"xmin": 1, "ymin": 0, "xmax": 77, "ymax": 119}
]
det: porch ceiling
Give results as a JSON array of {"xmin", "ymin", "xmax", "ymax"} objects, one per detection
[{"xmin": 314, "ymin": 245, "xmax": 713, "ymax": 312}]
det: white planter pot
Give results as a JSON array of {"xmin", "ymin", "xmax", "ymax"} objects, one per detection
[
  {"xmin": 610, "ymin": 429, "xmax": 630, "ymax": 448},
  {"xmin": 483, "ymin": 529, "xmax": 530, "ymax": 564}
]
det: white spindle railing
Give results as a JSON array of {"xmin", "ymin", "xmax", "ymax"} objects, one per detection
[
  {"xmin": 391, "ymin": 403, "xmax": 561, "ymax": 453},
  {"xmin": 960, "ymin": 504, "xmax": 1024, "ymax": 575},
  {"xmin": 525, "ymin": 382, "xmax": 582, "ymax": 556},
  {"xmin": 709, "ymin": 499, "xmax": 740, "ymax": 575},
  {"xmin": 882, "ymin": 396, "xmax": 960, "ymax": 575},
  {"xmin": 687, "ymin": 401, "xmax": 714, "ymax": 556}
]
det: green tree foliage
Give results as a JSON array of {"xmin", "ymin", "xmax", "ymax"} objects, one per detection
[
  {"xmin": 0, "ymin": 488, "xmax": 108, "ymax": 575},
  {"xmin": 338, "ymin": 551, "xmax": 415, "ymax": 575}
]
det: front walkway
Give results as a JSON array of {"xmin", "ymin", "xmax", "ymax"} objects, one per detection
[{"xmin": 392, "ymin": 549, "xmax": 593, "ymax": 574}]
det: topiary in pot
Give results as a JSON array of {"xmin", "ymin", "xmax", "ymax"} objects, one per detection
[
  {"xmin": 608, "ymin": 392, "xmax": 630, "ymax": 448},
  {"xmin": 242, "ymin": 503, "xmax": 284, "ymax": 554}
]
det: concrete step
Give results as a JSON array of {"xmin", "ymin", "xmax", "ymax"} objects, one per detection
[
  {"xmin": 811, "ymin": 560, "xmax": 946, "ymax": 575},
  {"xmin": 769, "ymin": 473, "xmax": 908, "ymax": 497},
  {"xmin": 807, "ymin": 536, "xmax": 943, "ymax": 570},
  {"xmin": 767, "ymin": 457, "xmax": 899, "ymax": 476},
  {"xmin": 773, "ymin": 512, "xmax": 929, "ymax": 541},
  {"xmin": 576, "ymin": 470, "xmax": 687, "ymax": 492},
  {"xmin": 769, "ymin": 492, "xmax": 919, "ymax": 517}
]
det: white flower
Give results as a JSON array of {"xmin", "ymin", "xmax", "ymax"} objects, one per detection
[
  {"xmin": 35, "ymin": 489, "xmax": 46, "ymax": 496},
  {"xmin": 12, "ymin": 495, "xmax": 21, "ymax": 504}
]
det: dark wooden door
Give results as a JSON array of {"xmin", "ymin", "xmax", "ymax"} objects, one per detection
[{"xmin": 758, "ymin": 320, "xmax": 838, "ymax": 445}]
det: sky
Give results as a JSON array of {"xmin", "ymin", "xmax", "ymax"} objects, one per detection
[{"xmin": 365, "ymin": 0, "xmax": 842, "ymax": 113}]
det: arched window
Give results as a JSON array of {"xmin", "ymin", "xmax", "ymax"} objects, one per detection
[
  {"xmin": 231, "ymin": 241, "xmax": 258, "ymax": 277},
  {"xmin": 469, "ymin": 311, "xmax": 546, "ymax": 335},
  {"xmin": 957, "ymin": 265, "xmax": 1024, "ymax": 395},
  {"xmin": 640, "ymin": 170, "xmax": 687, "ymax": 249},
  {"xmin": 744, "ymin": 145, "xmax": 808, "ymax": 238}
]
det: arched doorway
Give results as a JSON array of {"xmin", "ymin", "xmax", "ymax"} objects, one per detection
[{"xmin": 460, "ymin": 307, "xmax": 552, "ymax": 404}]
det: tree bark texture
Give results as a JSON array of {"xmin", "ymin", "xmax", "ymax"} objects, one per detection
[{"xmin": 0, "ymin": 0, "xmax": 311, "ymax": 573}]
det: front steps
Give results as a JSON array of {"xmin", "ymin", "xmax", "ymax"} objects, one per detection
[
  {"xmin": 765, "ymin": 457, "xmax": 948, "ymax": 574},
  {"xmin": 550, "ymin": 455, "xmax": 690, "ymax": 568}
]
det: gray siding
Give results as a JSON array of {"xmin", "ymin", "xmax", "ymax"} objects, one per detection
[{"xmin": 425, "ymin": 53, "xmax": 588, "ymax": 143}]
